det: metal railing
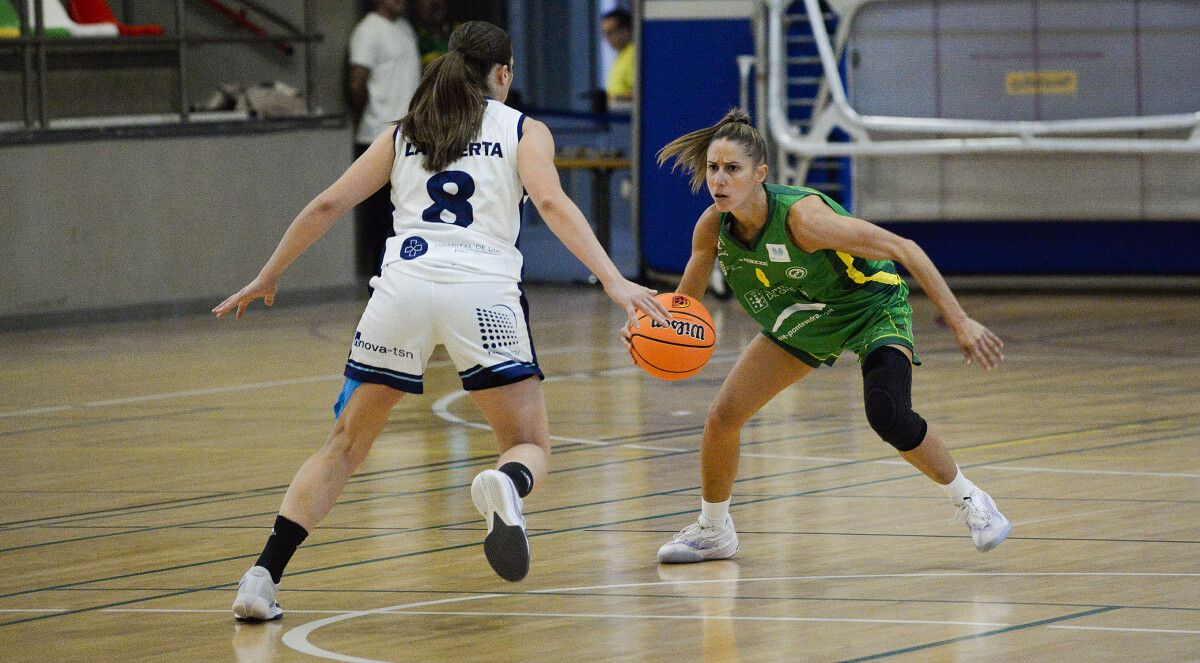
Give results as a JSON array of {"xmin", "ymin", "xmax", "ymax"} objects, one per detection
[
  {"xmin": 765, "ymin": 0, "xmax": 1200, "ymax": 167},
  {"xmin": 2, "ymin": 0, "xmax": 321, "ymax": 131}
]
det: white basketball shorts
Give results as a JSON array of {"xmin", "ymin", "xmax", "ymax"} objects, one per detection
[{"xmin": 339, "ymin": 266, "xmax": 542, "ymax": 404}]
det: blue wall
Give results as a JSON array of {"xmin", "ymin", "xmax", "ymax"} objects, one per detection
[{"xmin": 638, "ymin": 18, "xmax": 755, "ymax": 275}]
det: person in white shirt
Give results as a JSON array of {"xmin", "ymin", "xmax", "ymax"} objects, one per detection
[
  {"xmin": 217, "ymin": 21, "xmax": 671, "ymax": 621},
  {"xmin": 348, "ymin": 0, "xmax": 422, "ymax": 283}
]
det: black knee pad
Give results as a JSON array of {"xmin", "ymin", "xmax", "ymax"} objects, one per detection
[{"xmin": 862, "ymin": 346, "xmax": 927, "ymax": 452}]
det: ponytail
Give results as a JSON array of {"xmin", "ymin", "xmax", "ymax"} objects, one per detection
[
  {"xmin": 657, "ymin": 108, "xmax": 767, "ymax": 193},
  {"xmin": 398, "ymin": 21, "xmax": 512, "ymax": 173}
]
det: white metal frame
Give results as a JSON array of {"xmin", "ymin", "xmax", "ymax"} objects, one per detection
[{"xmin": 766, "ymin": 0, "xmax": 1200, "ymax": 163}]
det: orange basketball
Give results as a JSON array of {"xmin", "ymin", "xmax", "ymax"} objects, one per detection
[{"xmin": 629, "ymin": 293, "xmax": 716, "ymax": 381}]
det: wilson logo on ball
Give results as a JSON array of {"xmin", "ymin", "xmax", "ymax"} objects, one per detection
[{"xmin": 650, "ymin": 318, "xmax": 707, "ymax": 340}]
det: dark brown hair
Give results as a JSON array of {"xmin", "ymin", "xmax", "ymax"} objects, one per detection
[
  {"xmin": 656, "ymin": 109, "xmax": 768, "ymax": 193},
  {"xmin": 398, "ymin": 21, "xmax": 513, "ymax": 172}
]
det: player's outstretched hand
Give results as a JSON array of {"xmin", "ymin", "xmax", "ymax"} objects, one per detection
[
  {"xmin": 604, "ymin": 278, "xmax": 671, "ymax": 329},
  {"xmin": 213, "ymin": 275, "xmax": 278, "ymax": 320},
  {"xmin": 950, "ymin": 316, "xmax": 1004, "ymax": 370}
]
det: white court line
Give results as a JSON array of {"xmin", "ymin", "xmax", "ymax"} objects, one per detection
[
  {"xmin": 0, "ymin": 405, "xmax": 74, "ymax": 419},
  {"xmin": 980, "ymin": 464, "xmax": 1200, "ymax": 480},
  {"xmin": 0, "ymin": 608, "xmax": 68, "ymax": 613},
  {"xmin": 0, "ymin": 344, "xmax": 631, "ymax": 419},
  {"xmin": 739, "ymin": 453, "xmax": 1200, "ymax": 481},
  {"xmin": 284, "ymin": 572, "xmax": 1200, "ymax": 662},
  {"xmin": 1048, "ymin": 625, "xmax": 1200, "ymax": 635},
  {"xmin": 102, "ymin": 608, "xmax": 355, "ymax": 615},
  {"xmin": 283, "ymin": 594, "xmax": 504, "ymax": 663},
  {"xmin": 741, "ymin": 453, "xmax": 862, "ymax": 463},
  {"xmin": 383, "ymin": 609, "xmax": 1008, "ymax": 628},
  {"xmin": 428, "ymin": 354, "xmax": 740, "ymax": 452}
]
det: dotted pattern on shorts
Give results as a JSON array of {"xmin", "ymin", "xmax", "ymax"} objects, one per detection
[{"xmin": 476, "ymin": 305, "xmax": 520, "ymax": 351}]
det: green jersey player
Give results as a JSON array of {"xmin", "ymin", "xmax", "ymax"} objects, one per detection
[{"xmin": 636, "ymin": 109, "xmax": 1010, "ymax": 563}]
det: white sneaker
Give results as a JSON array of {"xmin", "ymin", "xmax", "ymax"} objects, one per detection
[
  {"xmin": 232, "ymin": 566, "xmax": 283, "ymax": 621},
  {"xmin": 955, "ymin": 489, "xmax": 1012, "ymax": 552},
  {"xmin": 657, "ymin": 514, "xmax": 739, "ymax": 563},
  {"xmin": 471, "ymin": 469, "xmax": 530, "ymax": 581}
]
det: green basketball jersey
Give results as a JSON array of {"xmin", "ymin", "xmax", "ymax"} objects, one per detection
[{"xmin": 716, "ymin": 183, "xmax": 913, "ymax": 365}]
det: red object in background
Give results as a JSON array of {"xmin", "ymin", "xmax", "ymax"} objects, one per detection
[{"xmin": 68, "ymin": 0, "xmax": 164, "ymax": 36}]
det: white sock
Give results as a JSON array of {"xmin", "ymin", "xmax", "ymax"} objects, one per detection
[
  {"xmin": 700, "ymin": 498, "xmax": 730, "ymax": 526},
  {"xmin": 940, "ymin": 467, "xmax": 977, "ymax": 502}
]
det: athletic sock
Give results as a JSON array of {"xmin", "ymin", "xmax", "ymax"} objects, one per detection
[
  {"xmin": 255, "ymin": 515, "xmax": 309, "ymax": 583},
  {"xmin": 940, "ymin": 467, "xmax": 978, "ymax": 502},
  {"xmin": 700, "ymin": 498, "xmax": 731, "ymax": 527},
  {"xmin": 498, "ymin": 461, "xmax": 534, "ymax": 497}
]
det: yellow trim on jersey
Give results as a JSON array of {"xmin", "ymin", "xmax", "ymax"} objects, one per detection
[{"xmin": 836, "ymin": 252, "xmax": 902, "ymax": 286}]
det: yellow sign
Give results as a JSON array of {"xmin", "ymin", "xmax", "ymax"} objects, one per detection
[{"xmin": 1006, "ymin": 71, "xmax": 1078, "ymax": 95}]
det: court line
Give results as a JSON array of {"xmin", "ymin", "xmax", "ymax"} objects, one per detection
[
  {"xmin": 1047, "ymin": 625, "xmax": 1200, "ymax": 635},
  {"xmin": 282, "ymin": 595, "xmax": 504, "ymax": 663},
  {"xmin": 283, "ymin": 573, "xmax": 1174, "ymax": 661},
  {"xmin": 0, "ymin": 406, "xmax": 224, "ymax": 439},
  {"xmin": 742, "ymin": 453, "xmax": 1200, "ymax": 479},
  {"xmin": 0, "ymin": 343, "xmax": 641, "ymax": 420},
  {"xmin": 380, "ymin": 608, "xmax": 1011, "ymax": 627},
  {"xmin": 837, "ymin": 606, "xmax": 1121, "ymax": 662},
  {"xmin": 0, "ymin": 415, "xmax": 1190, "ymax": 621},
  {"xmin": 0, "ymin": 420, "xmax": 794, "ymax": 549},
  {"xmin": 0, "ymin": 421, "xmax": 1183, "ymax": 602}
]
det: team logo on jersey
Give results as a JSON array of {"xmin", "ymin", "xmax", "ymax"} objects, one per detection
[
  {"xmin": 786, "ymin": 266, "xmax": 808, "ymax": 280},
  {"xmin": 766, "ymin": 243, "xmax": 789, "ymax": 262},
  {"xmin": 755, "ymin": 268, "xmax": 771, "ymax": 288},
  {"xmin": 400, "ymin": 236, "xmax": 429, "ymax": 260},
  {"xmin": 745, "ymin": 290, "xmax": 769, "ymax": 313},
  {"xmin": 671, "ymin": 295, "xmax": 691, "ymax": 309}
]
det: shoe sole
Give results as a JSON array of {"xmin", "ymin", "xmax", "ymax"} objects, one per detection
[
  {"xmin": 472, "ymin": 472, "xmax": 530, "ymax": 582},
  {"xmin": 485, "ymin": 512, "xmax": 530, "ymax": 581},
  {"xmin": 232, "ymin": 598, "xmax": 283, "ymax": 622},
  {"xmin": 657, "ymin": 543, "xmax": 738, "ymax": 564},
  {"xmin": 976, "ymin": 520, "xmax": 1012, "ymax": 553}
]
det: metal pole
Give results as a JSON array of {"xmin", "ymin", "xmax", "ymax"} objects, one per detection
[
  {"xmin": 303, "ymin": 0, "xmax": 314, "ymax": 115},
  {"xmin": 34, "ymin": 0, "xmax": 48, "ymax": 128},
  {"xmin": 21, "ymin": 0, "xmax": 34, "ymax": 128},
  {"xmin": 176, "ymin": 0, "xmax": 190, "ymax": 121}
]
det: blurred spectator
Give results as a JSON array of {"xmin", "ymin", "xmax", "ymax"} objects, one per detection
[
  {"xmin": 411, "ymin": 0, "xmax": 451, "ymax": 70},
  {"xmin": 601, "ymin": 8, "xmax": 634, "ymax": 109},
  {"xmin": 348, "ymin": 0, "xmax": 421, "ymax": 283}
]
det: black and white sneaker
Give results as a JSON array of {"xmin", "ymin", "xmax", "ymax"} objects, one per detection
[{"xmin": 470, "ymin": 469, "xmax": 530, "ymax": 581}]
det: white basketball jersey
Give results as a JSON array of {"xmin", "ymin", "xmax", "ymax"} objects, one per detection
[{"xmin": 382, "ymin": 99, "xmax": 527, "ymax": 283}]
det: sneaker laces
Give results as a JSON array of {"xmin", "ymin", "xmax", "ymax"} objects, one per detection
[
  {"xmin": 672, "ymin": 520, "xmax": 726, "ymax": 544},
  {"xmin": 954, "ymin": 494, "xmax": 991, "ymax": 530}
]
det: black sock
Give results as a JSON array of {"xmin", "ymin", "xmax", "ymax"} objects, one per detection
[
  {"xmin": 255, "ymin": 515, "xmax": 308, "ymax": 583},
  {"xmin": 498, "ymin": 461, "xmax": 533, "ymax": 498}
]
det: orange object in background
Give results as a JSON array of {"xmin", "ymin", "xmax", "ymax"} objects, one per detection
[{"xmin": 68, "ymin": 0, "xmax": 163, "ymax": 36}]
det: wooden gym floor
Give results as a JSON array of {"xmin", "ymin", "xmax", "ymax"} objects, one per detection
[{"xmin": 1, "ymin": 285, "xmax": 1197, "ymax": 662}]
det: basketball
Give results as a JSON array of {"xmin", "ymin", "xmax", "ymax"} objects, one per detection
[{"xmin": 629, "ymin": 293, "xmax": 716, "ymax": 380}]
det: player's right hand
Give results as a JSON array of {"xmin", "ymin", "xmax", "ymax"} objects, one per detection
[
  {"xmin": 950, "ymin": 316, "xmax": 1004, "ymax": 370},
  {"xmin": 604, "ymin": 278, "xmax": 671, "ymax": 330},
  {"xmin": 213, "ymin": 275, "xmax": 277, "ymax": 320}
]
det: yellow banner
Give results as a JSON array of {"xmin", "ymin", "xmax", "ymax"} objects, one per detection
[{"xmin": 1006, "ymin": 71, "xmax": 1078, "ymax": 95}]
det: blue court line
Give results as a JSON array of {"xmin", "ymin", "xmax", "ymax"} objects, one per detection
[{"xmin": 836, "ymin": 606, "xmax": 1121, "ymax": 662}]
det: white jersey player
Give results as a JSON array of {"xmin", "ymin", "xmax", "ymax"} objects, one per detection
[{"xmin": 215, "ymin": 21, "xmax": 669, "ymax": 620}]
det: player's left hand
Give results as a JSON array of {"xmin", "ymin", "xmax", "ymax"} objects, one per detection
[
  {"xmin": 213, "ymin": 275, "xmax": 278, "ymax": 320},
  {"xmin": 950, "ymin": 316, "xmax": 1004, "ymax": 370},
  {"xmin": 604, "ymin": 278, "xmax": 671, "ymax": 329}
]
